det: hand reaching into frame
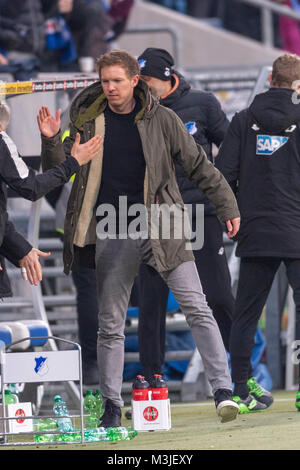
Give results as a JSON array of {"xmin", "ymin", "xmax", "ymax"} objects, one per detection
[{"xmin": 37, "ymin": 106, "xmax": 103, "ymax": 166}]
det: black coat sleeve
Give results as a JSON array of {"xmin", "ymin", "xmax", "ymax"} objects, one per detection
[
  {"xmin": 0, "ymin": 217, "xmax": 32, "ymax": 266},
  {"xmin": 205, "ymin": 93, "xmax": 230, "ymax": 148},
  {"xmin": 214, "ymin": 112, "xmax": 242, "ymax": 194},
  {"xmin": 0, "ymin": 133, "xmax": 79, "ymax": 201}
]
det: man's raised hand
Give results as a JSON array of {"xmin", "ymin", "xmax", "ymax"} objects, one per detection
[{"xmin": 37, "ymin": 106, "xmax": 61, "ymax": 138}]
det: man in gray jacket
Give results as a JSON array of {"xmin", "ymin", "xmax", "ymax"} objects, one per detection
[{"xmin": 38, "ymin": 49, "xmax": 240, "ymax": 428}]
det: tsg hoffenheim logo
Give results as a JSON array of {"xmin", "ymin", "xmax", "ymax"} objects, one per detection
[
  {"xmin": 138, "ymin": 59, "xmax": 146, "ymax": 69},
  {"xmin": 256, "ymin": 135, "xmax": 289, "ymax": 155},
  {"xmin": 185, "ymin": 121, "xmax": 197, "ymax": 136},
  {"xmin": 34, "ymin": 356, "xmax": 49, "ymax": 377}
]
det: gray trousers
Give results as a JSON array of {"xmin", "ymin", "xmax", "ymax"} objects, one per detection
[{"xmin": 95, "ymin": 238, "xmax": 232, "ymax": 407}]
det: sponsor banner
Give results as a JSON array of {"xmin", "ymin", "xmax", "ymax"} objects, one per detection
[
  {"xmin": 0, "ymin": 82, "xmax": 33, "ymax": 95},
  {"xmin": 0, "ymin": 77, "xmax": 98, "ymax": 95}
]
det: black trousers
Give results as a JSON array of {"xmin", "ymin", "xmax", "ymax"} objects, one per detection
[
  {"xmin": 72, "ymin": 268, "xmax": 98, "ymax": 367},
  {"xmin": 136, "ymin": 215, "xmax": 234, "ymax": 381},
  {"xmin": 230, "ymin": 257, "xmax": 300, "ymax": 387}
]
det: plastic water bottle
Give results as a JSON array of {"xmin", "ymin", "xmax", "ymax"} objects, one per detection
[
  {"xmin": 107, "ymin": 426, "xmax": 138, "ymax": 441},
  {"xmin": 34, "ymin": 433, "xmax": 61, "ymax": 444},
  {"xmin": 95, "ymin": 389, "xmax": 104, "ymax": 419},
  {"xmin": 83, "ymin": 427, "xmax": 109, "ymax": 442},
  {"xmin": 8, "ymin": 384, "xmax": 19, "ymax": 402},
  {"xmin": 53, "ymin": 395, "xmax": 73, "ymax": 433},
  {"xmin": 34, "ymin": 418, "xmax": 60, "ymax": 444},
  {"xmin": 34, "ymin": 418, "xmax": 58, "ymax": 433},
  {"xmin": 34, "ymin": 433, "xmax": 54, "ymax": 443},
  {"xmin": 4, "ymin": 389, "xmax": 18, "ymax": 405},
  {"xmin": 83, "ymin": 390, "xmax": 98, "ymax": 428}
]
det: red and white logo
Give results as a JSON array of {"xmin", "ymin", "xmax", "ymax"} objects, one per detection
[
  {"xmin": 143, "ymin": 406, "xmax": 159, "ymax": 422},
  {"xmin": 15, "ymin": 409, "xmax": 26, "ymax": 424}
]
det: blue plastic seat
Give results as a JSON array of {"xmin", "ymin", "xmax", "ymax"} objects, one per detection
[
  {"xmin": 0, "ymin": 320, "xmax": 49, "ymax": 350},
  {"xmin": 0, "ymin": 325, "xmax": 12, "ymax": 346}
]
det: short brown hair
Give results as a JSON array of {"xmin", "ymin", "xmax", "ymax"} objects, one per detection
[
  {"xmin": 272, "ymin": 53, "xmax": 300, "ymax": 88},
  {"xmin": 96, "ymin": 50, "xmax": 140, "ymax": 79}
]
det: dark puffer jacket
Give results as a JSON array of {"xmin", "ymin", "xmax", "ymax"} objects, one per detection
[
  {"xmin": 0, "ymin": 184, "xmax": 31, "ymax": 298},
  {"xmin": 217, "ymin": 87, "xmax": 300, "ymax": 258},
  {"xmin": 0, "ymin": 129, "xmax": 79, "ymax": 296},
  {"xmin": 161, "ymin": 71, "xmax": 229, "ymax": 215}
]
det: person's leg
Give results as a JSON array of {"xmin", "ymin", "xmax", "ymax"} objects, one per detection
[
  {"xmin": 158, "ymin": 260, "xmax": 241, "ymax": 422},
  {"xmin": 159, "ymin": 260, "xmax": 232, "ymax": 394},
  {"xmin": 230, "ymin": 257, "xmax": 280, "ymax": 400},
  {"xmin": 283, "ymin": 259, "xmax": 300, "ymax": 400},
  {"xmin": 72, "ymin": 268, "xmax": 99, "ymax": 384},
  {"xmin": 95, "ymin": 238, "xmax": 141, "ymax": 410},
  {"xmin": 194, "ymin": 216, "xmax": 234, "ymax": 352},
  {"xmin": 136, "ymin": 264, "xmax": 169, "ymax": 382},
  {"xmin": 139, "ymin": 239, "xmax": 239, "ymax": 422}
]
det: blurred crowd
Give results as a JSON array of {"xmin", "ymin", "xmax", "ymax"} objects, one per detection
[
  {"xmin": 147, "ymin": 0, "xmax": 300, "ymax": 53},
  {"xmin": 0, "ymin": 0, "xmax": 135, "ymax": 79},
  {"xmin": 2, "ymin": 0, "xmax": 300, "ymax": 81}
]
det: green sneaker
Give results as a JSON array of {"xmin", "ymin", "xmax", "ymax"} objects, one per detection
[
  {"xmin": 247, "ymin": 377, "xmax": 274, "ymax": 408},
  {"xmin": 295, "ymin": 391, "xmax": 300, "ymax": 411},
  {"xmin": 233, "ymin": 395, "xmax": 267, "ymax": 414}
]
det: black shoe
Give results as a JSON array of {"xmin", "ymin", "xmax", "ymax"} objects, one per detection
[
  {"xmin": 100, "ymin": 399, "xmax": 122, "ymax": 428},
  {"xmin": 125, "ymin": 408, "xmax": 132, "ymax": 420},
  {"xmin": 214, "ymin": 389, "xmax": 240, "ymax": 423}
]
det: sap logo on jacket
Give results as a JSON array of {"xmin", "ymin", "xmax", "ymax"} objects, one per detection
[{"xmin": 256, "ymin": 135, "xmax": 289, "ymax": 155}]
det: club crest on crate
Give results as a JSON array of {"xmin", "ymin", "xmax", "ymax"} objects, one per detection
[{"xmin": 34, "ymin": 356, "xmax": 49, "ymax": 376}]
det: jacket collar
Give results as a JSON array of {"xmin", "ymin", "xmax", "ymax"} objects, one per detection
[{"xmin": 71, "ymin": 78, "xmax": 157, "ymax": 129}]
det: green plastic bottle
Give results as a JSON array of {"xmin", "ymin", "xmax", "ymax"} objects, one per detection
[
  {"xmin": 107, "ymin": 426, "xmax": 138, "ymax": 442},
  {"xmin": 84, "ymin": 427, "xmax": 108, "ymax": 442},
  {"xmin": 83, "ymin": 390, "xmax": 98, "ymax": 428},
  {"xmin": 34, "ymin": 433, "xmax": 60, "ymax": 444},
  {"xmin": 8, "ymin": 384, "xmax": 19, "ymax": 402},
  {"xmin": 34, "ymin": 418, "xmax": 58, "ymax": 432},
  {"xmin": 4, "ymin": 389, "xmax": 17, "ymax": 405},
  {"xmin": 53, "ymin": 395, "xmax": 73, "ymax": 433},
  {"xmin": 33, "ymin": 418, "xmax": 60, "ymax": 443},
  {"xmin": 95, "ymin": 389, "xmax": 104, "ymax": 419}
]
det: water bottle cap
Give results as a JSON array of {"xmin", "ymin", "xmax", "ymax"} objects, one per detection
[
  {"xmin": 86, "ymin": 390, "xmax": 93, "ymax": 395},
  {"xmin": 4, "ymin": 390, "xmax": 11, "ymax": 395},
  {"xmin": 54, "ymin": 395, "xmax": 62, "ymax": 402}
]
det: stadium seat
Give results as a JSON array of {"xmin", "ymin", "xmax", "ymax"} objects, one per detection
[
  {"xmin": 0, "ymin": 325, "xmax": 12, "ymax": 346},
  {"xmin": 20, "ymin": 320, "xmax": 49, "ymax": 347},
  {"xmin": 0, "ymin": 320, "xmax": 49, "ymax": 350}
]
